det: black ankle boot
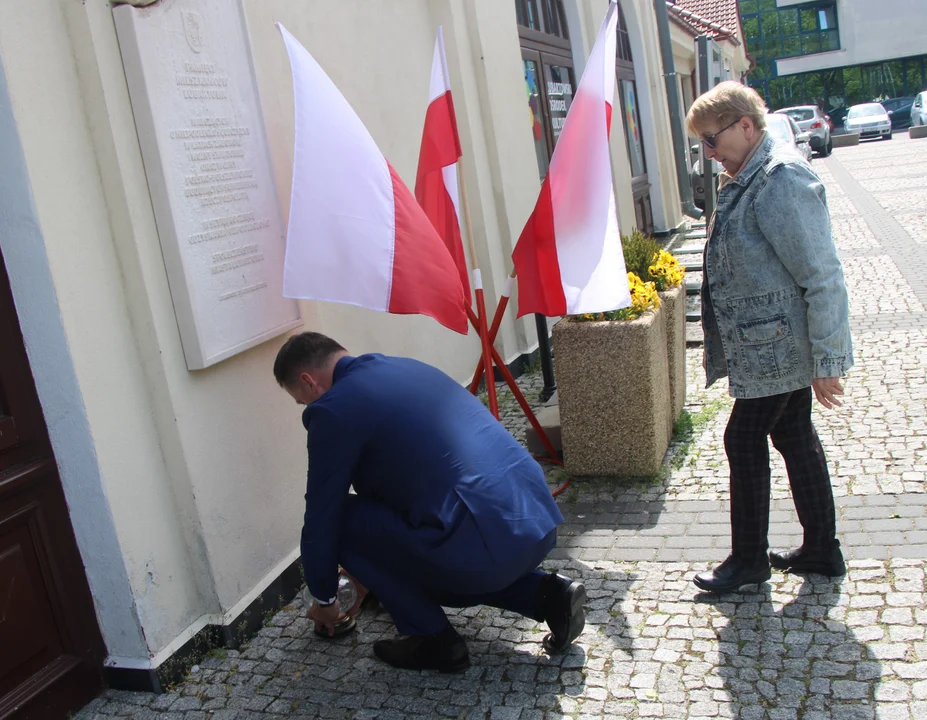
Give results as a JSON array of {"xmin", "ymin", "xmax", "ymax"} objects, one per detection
[
  {"xmin": 537, "ymin": 572, "xmax": 586, "ymax": 652},
  {"xmin": 693, "ymin": 554, "xmax": 771, "ymax": 593},
  {"xmin": 373, "ymin": 625, "xmax": 470, "ymax": 672},
  {"xmin": 769, "ymin": 542, "xmax": 846, "ymax": 576}
]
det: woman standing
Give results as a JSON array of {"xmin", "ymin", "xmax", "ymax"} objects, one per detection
[{"xmin": 687, "ymin": 82, "xmax": 853, "ymax": 593}]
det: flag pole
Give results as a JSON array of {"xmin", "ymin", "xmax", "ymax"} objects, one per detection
[
  {"xmin": 468, "ymin": 269, "xmax": 514, "ymax": 394},
  {"xmin": 456, "ymin": 159, "xmax": 499, "ymax": 419}
]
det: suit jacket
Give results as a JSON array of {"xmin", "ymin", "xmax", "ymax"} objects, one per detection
[{"xmin": 299, "ymin": 354, "xmax": 563, "ymax": 602}]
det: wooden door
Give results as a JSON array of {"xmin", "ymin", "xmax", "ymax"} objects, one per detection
[{"xmin": 0, "ymin": 248, "xmax": 105, "ymax": 719}]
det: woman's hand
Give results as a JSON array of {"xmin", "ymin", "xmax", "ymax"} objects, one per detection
[{"xmin": 812, "ymin": 377, "xmax": 844, "ymax": 410}]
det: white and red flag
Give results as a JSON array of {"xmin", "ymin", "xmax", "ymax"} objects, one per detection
[
  {"xmin": 277, "ymin": 24, "xmax": 468, "ymax": 334},
  {"xmin": 414, "ymin": 27, "xmax": 470, "ymax": 306},
  {"xmin": 512, "ymin": 0, "xmax": 630, "ymax": 317}
]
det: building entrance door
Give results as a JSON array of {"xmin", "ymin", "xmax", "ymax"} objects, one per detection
[{"xmin": 0, "ymin": 247, "xmax": 105, "ymax": 719}]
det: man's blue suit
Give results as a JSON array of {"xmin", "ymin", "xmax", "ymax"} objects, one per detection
[{"xmin": 300, "ymin": 354, "xmax": 563, "ymax": 635}]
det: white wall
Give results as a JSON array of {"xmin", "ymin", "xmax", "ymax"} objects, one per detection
[
  {"xmin": 623, "ymin": 0, "xmax": 684, "ymax": 233},
  {"xmin": 0, "ymin": 0, "xmax": 552, "ymax": 663},
  {"xmin": 777, "ymin": 0, "xmax": 927, "ymax": 76},
  {"xmin": 0, "ymin": 54, "xmax": 150, "ymax": 663},
  {"xmin": 0, "ymin": 0, "xmax": 221, "ymax": 657},
  {"xmin": 0, "ymin": 0, "xmax": 711, "ymax": 666}
]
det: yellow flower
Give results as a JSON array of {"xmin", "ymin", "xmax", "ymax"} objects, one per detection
[
  {"xmin": 648, "ymin": 249, "xmax": 685, "ymax": 290},
  {"xmin": 571, "ymin": 268, "xmax": 662, "ymax": 322}
]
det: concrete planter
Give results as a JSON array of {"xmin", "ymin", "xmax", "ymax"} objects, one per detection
[
  {"xmin": 660, "ymin": 285, "xmax": 686, "ymax": 423},
  {"xmin": 909, "ymin": 125, "xmax": 927, "ymax": 140},
  {"xmin": 552, "ymin": 309, "xmax": 672, "ymax": 477},
  {"xmin": 832, "ymin": 133, "xmax": 860, "ymax": 147}
]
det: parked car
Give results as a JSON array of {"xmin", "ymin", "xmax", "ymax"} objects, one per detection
[
  {"xmin": 828, "ymin": 106, "xmax": 851, "ymax": 132},
  {"xmin": 766, "ymin": 112, "xmax": 813, "ymax": 162},
  {"xmin": 688, "ymin": 145, "xmax": 720, "ymax": 211},
  {"xmin": 775, "ymin": 105, "xmax": 832, "ymax": 156},
  {"xmin": 845, "ymin": 102, "xmax": 892, "ymax": 139},
  {"xmin": 689, "ymin": 114, "xmax": 811, "ymax": 209},
  {"xmin": 911, "ymin": 91, "xmax": 927, "ymax": 126},
  {"xmin": 881, "ymin": 97, "xmax": 916, "ymax": 129}
]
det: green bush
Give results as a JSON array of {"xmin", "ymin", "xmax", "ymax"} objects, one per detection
[{"xmin": 621, "ymin": 228, "xmax": 662, "ymax": 281}]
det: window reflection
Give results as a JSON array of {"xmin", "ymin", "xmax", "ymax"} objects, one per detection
[
  {"xmin": 524, "ymin": 59, "xmax": 550, "ymax": 180},
  {"xmin": 621, "ymin": 80, "xmax": 646, "ymax": 178},
  {"xmin": 544, "ymin": 64, "xmax": 574, "ymax": 145}
]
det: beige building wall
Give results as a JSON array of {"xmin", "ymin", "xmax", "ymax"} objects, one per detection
[
  {"xmin": 0, "ymin": 0, "xmax": 702, "ymax": 670},
  {"xmin": 572, "ymin": 0, "xmax": 686, "ymax": 236},
  {"xmin": 669, "ymin": 19, "xmax": 752, "ymax": 166}
]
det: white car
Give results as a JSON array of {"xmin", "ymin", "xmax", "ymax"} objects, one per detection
[
  {"xmin": 912, "ymin": 91, "xmax": 927, "ymax": 127},
  {"xmin": 844, "ymin": 102, "xmax": 892, "ymax": 140},
  {"xmin": 766, "ymin": 112, "xmax": 813, "ymax": 163}
]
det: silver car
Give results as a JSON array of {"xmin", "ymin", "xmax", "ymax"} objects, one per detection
[
  {"xmin": 845, "ymin": 102, "xmax": 892, "ymax": 140},
  {"xmin": 689, "ymin": 114, "xmax": 811, "ymax": 209},
  {"xmin": 911, "ymin": 91, "xmax": 927, "ymax": 127},
  {"xmin": 766, "ymin": 113, "xmax": 813, "ymax": 163},
  {"xmin": 775, "ymin": 105, "xmax": 832, "ymax": 156}
]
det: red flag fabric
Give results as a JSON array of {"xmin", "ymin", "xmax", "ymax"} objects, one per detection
[
  {"xmin": 278, "ymin": 24, "xmax": 468, "ymax": 334},
  {"xmin": 511, "ymin": 0, "xmax": 631, "ymax": 318},
  {"xmin": 414, "ymin": 27, "xmax": 471, "ymax": 306}
]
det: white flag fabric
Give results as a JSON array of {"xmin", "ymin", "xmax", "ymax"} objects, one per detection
[
  {"xmin": 512, "ymin": 0, "xmax": 630, "ymax": 317},
  {"xmin": 277, "ymin": 24, "xmax": 468, "ymax": 333}
]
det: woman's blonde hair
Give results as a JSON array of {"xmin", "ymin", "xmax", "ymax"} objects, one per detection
[{"xmin": 686, "ymin": 81, "xmax": 768, "ymax": 136}]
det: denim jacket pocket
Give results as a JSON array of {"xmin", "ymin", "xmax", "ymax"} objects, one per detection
[{"xmin": 735, "ymin": 314, "xmax": 798, "ymax": 380}]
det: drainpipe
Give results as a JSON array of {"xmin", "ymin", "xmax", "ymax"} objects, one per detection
[{"xmin": 654, "ymin": 0, "xmax": 702, "ymax": 220}]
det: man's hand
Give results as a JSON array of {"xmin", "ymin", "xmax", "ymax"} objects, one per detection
[
  {"xmin": 309, "ymin": 602, "xmax": 347, "ymax": 637},
  {"xmin": 812, "ymin": 377, "xmax": 844, "ymax": 410}
]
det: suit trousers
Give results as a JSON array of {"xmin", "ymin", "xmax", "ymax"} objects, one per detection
[
  {"xmin": 337, "ymin": 495, "xmax": 555, "ymax": 636},
  {"xmin": 724, "ymin": 386, "xmax": 838, "ymax": 560}
]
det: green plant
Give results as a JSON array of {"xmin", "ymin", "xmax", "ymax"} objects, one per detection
[
  {"xmin": 668, "ymin": 398, "xmax": 731, "ymax": 472},
  {"xmin": 621, "ymin": 230, "xmax": 685, "ymax": 291},
  {"xmin": 621, "ymin": 228, "xmax": 662, "ymax": 280}
]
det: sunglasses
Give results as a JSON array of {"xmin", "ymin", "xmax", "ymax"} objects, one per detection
[{"xmin": 700, "ymin": 119, "xmax": 740, "ymax": 149}]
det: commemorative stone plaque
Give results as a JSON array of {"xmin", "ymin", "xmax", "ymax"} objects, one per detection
[{"xmin": 114, "ymin": 0, "xmax": 301, "ymax": 370}]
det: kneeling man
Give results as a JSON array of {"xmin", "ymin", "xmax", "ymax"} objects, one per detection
[{"xmin": 274, "ymin": 332, "xmax": 585, "ymax": 672}]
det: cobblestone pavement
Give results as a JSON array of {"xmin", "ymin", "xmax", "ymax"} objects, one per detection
[{"xmin": 78, "ymin": 137, "xmax": 927, "ymax": 718}]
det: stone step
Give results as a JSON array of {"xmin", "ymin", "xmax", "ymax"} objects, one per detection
[
  {"xmin": 674, "ymin": 244, "xmax": 706, "ymax": 256},
  {"xmin": 686, "ymin": 321, "xmax": 704, "ymax": 345},
  {"xmin": 686, "ymin": 300, "xmax": 701, "ymax": 321},
  {"xmin": 524, "ymin": 404, "xmax": 563, "ymax": 457},
  {"xmin": 686, "ymin": 292, "xmax": 701, "ymax": 312}
]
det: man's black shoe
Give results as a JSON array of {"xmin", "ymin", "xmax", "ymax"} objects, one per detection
[
  {"xmin": 693, "ymin": 554, "xmax": 771, "ymax": 593},
  {"xmin": 769, "ymin": 544, "xmax": 846, "ymax": 577},
  {"xmin": 538, "ymin": 572, "xmax": 586, "ymax": 652},
  {"xmin": 372, "ymin": 625, "xmax": 470, "ymax": 672}
]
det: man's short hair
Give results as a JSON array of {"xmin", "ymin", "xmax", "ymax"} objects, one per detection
[
  {"xmin": 273, "ymin": 332, "xmax": 347, "ymax": 387},
  {"xmin": 686, "ymin": 80, "xmax": 768, "ymax": 136}
]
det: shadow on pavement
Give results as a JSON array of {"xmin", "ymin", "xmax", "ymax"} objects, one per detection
[{"xmin": 698, "ymin": 573, "xmax": 881, "ymax": 720}]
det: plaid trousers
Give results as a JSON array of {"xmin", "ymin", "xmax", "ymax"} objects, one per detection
[{"xmin": 724, "ymin": 387, "xmax": 838, "ymax": 560}]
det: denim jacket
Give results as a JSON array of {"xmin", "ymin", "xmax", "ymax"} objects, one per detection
[{"xmin": 702, "ymin": 133, "xmax": 853, "ymax": 399}]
